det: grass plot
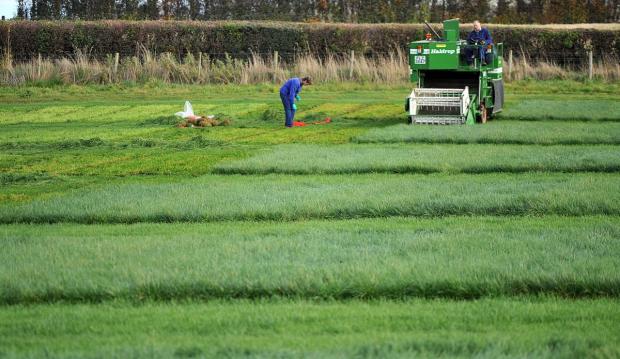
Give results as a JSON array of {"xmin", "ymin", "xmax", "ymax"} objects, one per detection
[
  {"xmin": 0, "ymin": 173, "xmax": 619, "ymax": 224},
  {"xmin": 1, "ymin": 217, "xmax": 619, "ymax": 303},
  {"xmin": 353, "ymin": 121, "xmax": 620, "ymax": 145},
  {"xmin": 499, "ymin": 99, "xmax": 620, "ymax": 121},
  {"xmin": 213, "ymin": 144, "xmax": 620, "ymax": 175},
  {"xmin": 0, "ymin": 298, "xmax": 618, "ymax": 358}
]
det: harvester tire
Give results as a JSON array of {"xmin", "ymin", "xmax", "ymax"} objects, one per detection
[{"xmin": 478, "ymin": 105, "xmax": 487, "ymax": 124}]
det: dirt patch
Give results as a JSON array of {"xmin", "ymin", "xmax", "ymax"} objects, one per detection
[{"xmin": 177, "ymin": 114, "xmax": 232, "ymax": 128}]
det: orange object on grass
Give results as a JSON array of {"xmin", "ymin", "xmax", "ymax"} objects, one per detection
[{"xmin": 291, "ymin": 118, "xmax": 331, "ymax": 127}]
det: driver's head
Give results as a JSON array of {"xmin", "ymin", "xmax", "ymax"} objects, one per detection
[{"xmin": 473, "ymin": 20, "xmax": 482, "ymax": 32}]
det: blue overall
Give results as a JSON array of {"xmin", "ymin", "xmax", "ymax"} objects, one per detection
[
  {"xmin": 279, "ymin": 78, "xmax": 302, "ymax": 127},
  {"xmin": 466, "ymin": 28, "xmax": 493, "ymax": 64}
]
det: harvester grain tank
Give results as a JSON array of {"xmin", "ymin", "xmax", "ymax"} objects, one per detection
[{"xmin": 406, "ymin": 19, "xmax": 504, "ymax": 125}]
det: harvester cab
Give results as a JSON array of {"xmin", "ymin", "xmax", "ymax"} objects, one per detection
[{"xmin": 406, "ymin": 19, "xmax": 504, "ymax": 125}]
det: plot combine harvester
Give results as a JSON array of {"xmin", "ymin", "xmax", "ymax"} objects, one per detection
[{"xmin": 406, "ymin": 19, "xmax": 504, "ymax": 125}]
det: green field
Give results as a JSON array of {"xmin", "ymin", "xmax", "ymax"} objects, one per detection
[
  {"xmin": 2, "ymin": 299, "xmax": 619, "ymax": 358},
  {"xmin": 1, "ymin": 80, "xmax": 619, "ymax": 357}
]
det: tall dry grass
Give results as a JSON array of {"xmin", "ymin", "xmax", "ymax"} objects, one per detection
[
  {"xmin": 506, "ymin": 55, "xmax": 620, "ymax": 82},
  {"xmin": 0, "ymin": 47, "xmax": 618, "ymax": 86}
]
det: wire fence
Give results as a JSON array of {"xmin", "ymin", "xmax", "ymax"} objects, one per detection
[
  {"xmin": 5, "ymin": 49, "xmax": 403, "ymax": 63},
  {"xmin": 5, "ymin": 47, "xmax": 614, "ymax": 66},
  {"xmin": 503, "ymin": 49, "xmax": 620, "ymax": 81}
]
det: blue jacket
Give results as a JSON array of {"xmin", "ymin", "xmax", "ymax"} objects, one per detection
[
  {"xmin": 280, "ymin": 78, "xmax": 302, "ymax": 107},
  {"xmin": 467, "ymin": 28, "xmax": 493, "ymax": 45}
]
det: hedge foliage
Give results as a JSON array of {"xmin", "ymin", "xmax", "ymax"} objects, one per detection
[{"xmin": 1, "ymin": 21, "xmax": 618, "ymax": 62}]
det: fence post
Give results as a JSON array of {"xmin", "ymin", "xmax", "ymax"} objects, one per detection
[
  {"xmin": 113, "ymin": 52, "xmax": 119, "ymax": 76},
  {"xmin": 37, "ymin": 53, "xmax": 42, "ymax": 78},
  {"xmin": 508, "ymin": 50, "xmax": 513, "ymax": 81},
  {"xmin": 198, "ymin": 52, "xmax": 202, "ymax": 77},
  {"xmin": 2, "ymin": 23, "xmax": 11, "ymax": 70},
  {"xmin": 273, "ymin": 50, "xmax": 279, "ymax": 83},
  {"xmin": 349, "ymin": 50, "xmax": 355, "ymax": 79},
  {"xmin": 588, "ymin": 50, "xmax": 593, "ymax": 81}
]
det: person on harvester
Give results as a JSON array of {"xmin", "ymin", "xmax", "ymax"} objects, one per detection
[
  {"xmin": 280, "ymin": 76, "xmax": 312, "ymax": 127},
  {"xmin": 466, "ymin": 20, "xmax": 493, "ymax": 66}
]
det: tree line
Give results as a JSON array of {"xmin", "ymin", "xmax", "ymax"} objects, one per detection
[{"xmin": 16, "ymin": 0, "xmax": 620, "ymax": 23}]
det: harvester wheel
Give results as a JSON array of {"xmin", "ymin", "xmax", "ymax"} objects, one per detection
[{"xmin": 478, "ymin": 104, "xmax": 488, "ymax": 124}]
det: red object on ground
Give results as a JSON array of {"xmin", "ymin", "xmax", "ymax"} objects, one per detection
[{"xmin": 289, "ymin": 118, "xmax": 331, "ymax": 127}]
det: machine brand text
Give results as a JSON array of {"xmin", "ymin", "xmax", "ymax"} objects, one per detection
[{"xmin": 430, "ymin": 49, "xmax": 456, "ymax": 55}]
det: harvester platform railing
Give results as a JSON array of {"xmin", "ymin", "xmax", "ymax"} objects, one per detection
[
  {"xmin": 462, "ymin": 43, "xmax": 504, "ymax": 69},
  {"xmin": 408, "ymin": 87, "xmax": 471, "ymax": 125}
]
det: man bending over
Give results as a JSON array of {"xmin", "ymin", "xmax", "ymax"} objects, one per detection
[{"xmin": 280, "ymin": 76, "xmax": 312, "ymax": 127}]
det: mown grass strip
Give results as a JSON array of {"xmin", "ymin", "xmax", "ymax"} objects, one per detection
[
  {"xmin": 1, "ymin": 146, "xmax": 249, "ymax": 177},
  {"xmin": 352, "ymin": 122, "xmax": 620, "ymax": 145},
  {"xmin": 0, "ymin": 173, "xmax": 619, "ymax": 224},
  {"xmin": 213, "ymin": 144, "xmax": 620, "ymax": 175},
  {"xmin": 1, "ymin": 216, "xmax": 619, "ymax": 303},
  {"xmin": 0, "ymin": 135, "xmax": 229, "ymax": 151},
  {"xmin": 1, "ymin": 298, "xmax": 618, "ymax": 358}
]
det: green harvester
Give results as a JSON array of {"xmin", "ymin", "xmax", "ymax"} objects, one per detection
[{"xmin": 406, "ymin": 19, "xmax": 504, "ymax": 125}]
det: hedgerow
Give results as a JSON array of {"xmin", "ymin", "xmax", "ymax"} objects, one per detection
[{"xmin": 1, "ymin": 21, "xmax": 618, "ymax": 61}]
